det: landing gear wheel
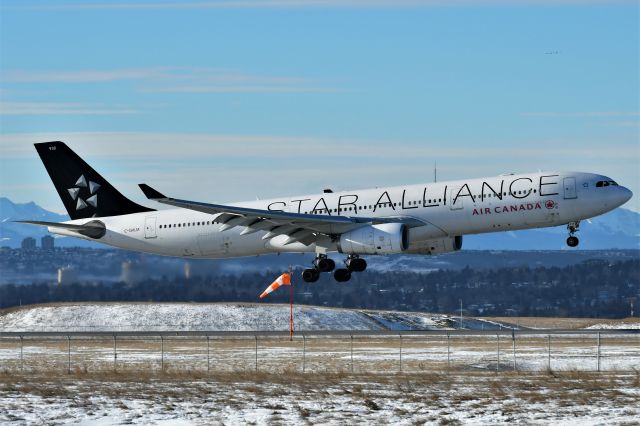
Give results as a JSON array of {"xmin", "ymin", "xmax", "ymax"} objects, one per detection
[
  {"xmin": 566, "ymin": 221, "xmax": 580, "ymax": 248},
  {"xmin": 302, "ymin": 268, "xmax": 320, "ymax": 283},
  {"xmin": 346, "ymin": 256, "xmax": 367, "ymax": 272},
  {"xmin": 314, "ymin": 256, "xmax": 335, "ymax": 273},
  {"xmin": 334, "ymin": 268, "xmax": 352, "ymax": 282}
]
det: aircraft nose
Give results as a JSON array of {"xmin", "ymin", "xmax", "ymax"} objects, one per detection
[{"xmin": 618, "ymin": 187, "xmax": 633, "ymax": 206}]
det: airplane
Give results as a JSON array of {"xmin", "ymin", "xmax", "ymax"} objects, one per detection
[{"xmin": 19, "ymin": 141, "xmax": 633, "ymax": 282}]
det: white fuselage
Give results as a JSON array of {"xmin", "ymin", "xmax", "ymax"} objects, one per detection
[{"xmin": 50, "ymin": 171, "xmax": 632, "ymax": 258}]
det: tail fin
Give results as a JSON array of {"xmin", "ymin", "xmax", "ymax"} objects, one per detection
[{"xmin": 34, "ymin": 141, "xmax": 154, "ymax": 220}]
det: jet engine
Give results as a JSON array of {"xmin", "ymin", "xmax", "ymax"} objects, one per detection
[
  {"xmin": 405, "ymin": 235, "xmax": 463, "ymax": 255},
  {"xmin": 337, "ymin": 223, "xmax": 408, "ymax": 255}
]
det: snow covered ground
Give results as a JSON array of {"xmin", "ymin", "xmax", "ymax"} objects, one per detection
[
  {"xmin": 1, "ymin": 371, "xmax": 638, "ymax": 425},
  {"xmin": 586, "ymin": 322, "xmax": 640, "ymax": 330},
  {"xmin": 0, "ymin": 303, "xmax": 458, "ymax": 332},
  {"xmin": 1, "ymin": 304, "xmax": 638, "ymax": 424}
]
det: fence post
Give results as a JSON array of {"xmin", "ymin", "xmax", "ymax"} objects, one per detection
[
  {"xmin": 20, "ymin": 336, "xmax": 23, "ymax": 372},
  {"xmin": 113, "ymin": 335, "xmax": 117, "ymax": 372},
  {"xmin": 207, "ymin": 336, "xmax": 210, "ymax": 373},
  {"xmin": 161, "ymin": 336, "xmax": 164, "ymax": 372},
  {"xmin": 512, "ymin": 330, "xmax": 517, "ymax": 372},
  {"xmin": 399, "ymin": 334, "xmax": 403, "ymax": 373},
  {"xmin": 67, "ymin": 335, "xmax": 71, "ymax": 374},
  {"xmin": 547, "ymin": 334, "xmax": 551, "ymax": 371},
  {"xmin": 254, "ymin": 335, "xmax": 258, "ymax": 373},
  {"xmin": 302, "ymin": 334, "xmax": 306, "ymax": 374},
  {"xmin": 496, "ymin": 333, "xmax": 500, "ymax": 373},
  {"xmin": 597, "ymin": 332, "xmax": 601, "ymax": 372},
  {"xmin": 350, "ymin": 335, "xmax": 354, "ymax": 373},
  {"xmin": 447, "ymin": 333, "xmax": 450, "ymax": 370}
]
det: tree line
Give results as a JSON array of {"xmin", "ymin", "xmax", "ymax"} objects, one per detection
[{"xmin": 1, "ymin": 259, "xmax": 638, "ymax": 318}]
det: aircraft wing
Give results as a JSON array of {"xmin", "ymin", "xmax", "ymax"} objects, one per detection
[{"xmin": 138, "ymin": 184, "xmax": 423, "ymax": 246}]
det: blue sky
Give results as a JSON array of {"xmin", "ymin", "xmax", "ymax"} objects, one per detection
[{"xmin": 0, "ymin": 0, "xmax": 638, "ymax": 214}]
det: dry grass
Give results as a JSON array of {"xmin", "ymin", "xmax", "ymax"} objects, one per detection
[{"xmin": 0, "ymin": 333, "xmax": 637, "ymax": 377}]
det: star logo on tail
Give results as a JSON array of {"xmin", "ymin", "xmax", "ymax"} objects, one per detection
[{"xmin": 67, "ymin": 174, "xmax": 101, "ymax": 212}]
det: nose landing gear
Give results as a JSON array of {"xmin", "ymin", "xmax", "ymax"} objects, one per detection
[{"xmin": 566, "ymin": 221, "xmax": 580, "ymax": 247}]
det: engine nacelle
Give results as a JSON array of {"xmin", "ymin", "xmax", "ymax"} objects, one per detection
[
  {"xmin": 338, "ymin": 223, "xmax": 408, "ymax": 255},
  {"xmin": 405, "ymin": 235, "xmax": 463, "ymax": 255}
]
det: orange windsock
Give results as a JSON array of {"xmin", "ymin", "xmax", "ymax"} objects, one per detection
[{"xmin": 259, "ymin": 272, "xmax": 291, "ymax": 299}]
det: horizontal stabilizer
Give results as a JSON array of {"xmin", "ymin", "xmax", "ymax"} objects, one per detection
[{"xmin": 15, "ymin": 220, "xmax": 106, "ymax": 239}]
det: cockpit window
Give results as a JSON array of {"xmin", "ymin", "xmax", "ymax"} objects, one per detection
[{"xmin": 596, "ymin": 180, "xmax": 618, "ymax": 188}]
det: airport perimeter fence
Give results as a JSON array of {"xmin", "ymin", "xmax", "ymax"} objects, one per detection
[{"xmin": 0, "ymin": 330, "xmax": 638, "ymax": 375}]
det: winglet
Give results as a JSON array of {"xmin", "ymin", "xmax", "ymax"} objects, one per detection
[{"xmin": 138, "ymin": 184, "xmax": 168, "ymax": 200}]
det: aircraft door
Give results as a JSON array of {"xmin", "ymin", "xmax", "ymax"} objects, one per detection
[
  {"xmin": 144, "ymin": 216, "xmax": 157, "ymax": 239},
  {"xmin": 563, "ymin": 177, "xmax": 577, "ymax": 199},
  {"xmin": 449, "ymin": 188, "xmax": 463, "ymax": 210}
]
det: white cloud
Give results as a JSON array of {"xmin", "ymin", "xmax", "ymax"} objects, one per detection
[
  {"xmin": 0, "ymin": 131, "xmax": 637, "ymax": 161},
  {"xmin": 3, "ymin": 68, "xmax": 171, "ymax": 83},
  {"xmin": 521, "ymin": 111, "xmax": 640, "ymax": 118},
  {"xmin": 2, "ymin": 67, "xmax": 336, "ymax": 94},
  {"xmin": 140, "ymin": 85, "xmax": 336, "ymax": 93},
  {"xmin": 0, "ymin": 102, "xmax": 141, "ymax": 116}
]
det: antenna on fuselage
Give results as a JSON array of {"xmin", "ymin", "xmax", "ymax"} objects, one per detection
[{"xmin": 434, "ymin": 161, "xmax": 437, "ymax": 183}]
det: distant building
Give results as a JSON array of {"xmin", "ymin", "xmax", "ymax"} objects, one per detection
[
  {"xmin": 41, "ymin": 235, "xmax": 55, "ymax": 251},
  {"xmin": 57, "ymin": 266, "xmax": 79, "ymax": 285},
  {"xmin": 21, "ymin": 237, "xmax": 36, "ymax": 251}
]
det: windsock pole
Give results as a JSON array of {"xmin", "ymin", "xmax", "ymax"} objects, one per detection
[{"xmin": 289, "ymin": 265, "xmax": 294, "ymax": 341}]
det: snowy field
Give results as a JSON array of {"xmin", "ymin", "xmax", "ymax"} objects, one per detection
[
  {"xmin": 1, "ymin": 371, "xmax": 639, "ymax": 425},
  {"xmin": 1, "ymin": 303, "xmax": 639, "ymax": 424},
  {"xmin": 0, "ymin": 303, "xmax": 456, "ymax": 332}
]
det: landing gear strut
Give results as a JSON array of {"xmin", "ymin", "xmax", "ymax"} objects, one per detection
[{"xmin": 566, "ymin": 221, "xmax": 580, "ymax": 247}]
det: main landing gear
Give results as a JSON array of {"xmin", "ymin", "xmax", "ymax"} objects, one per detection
[
  {"xmin": 301, "ymin": 254, "xmax": 367, "ymax": 283},
  {"xmin": 566, "ymin": 221, "xmax": 580, "ymax": 247},
  {"xmin": 302, "ymin": 254, "xmax": 334, "ymax": 283}
]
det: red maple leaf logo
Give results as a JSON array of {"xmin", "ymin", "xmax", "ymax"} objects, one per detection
[{"xmin": 545, "ymin": 200, "xmax": 555, "ymax": 209}]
